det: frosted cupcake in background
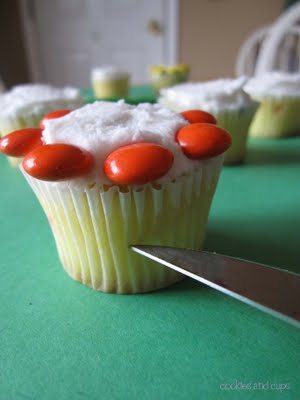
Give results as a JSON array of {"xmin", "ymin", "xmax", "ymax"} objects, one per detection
[
  {"xmin": 0, "ymin": 83, "xmax": 83, "ymax": 167},
  {"xmin": 0, "ymin": 101, "xmax": 231, "ymax": 294},
  {"xmin": 148, "ymin": 64, "xmax": 190, "ymax": 93},
  {"xmin": 159, "ymin": 77, "xmax": 257, "ymax": 164},
  {"xmin": 244, "ymin": 71, "xmax": 300, "ymax": 138},
  {"xmin": 91, "ymin": 66, "xmax": 130, "ymax": 99}
]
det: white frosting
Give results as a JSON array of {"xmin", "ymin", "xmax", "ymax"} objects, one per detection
[
  {"xmin": 159, "ymin": 77, "xmax": 252, "ymax": 112},
  {"xmin": 91, "ymin": 66, "xmax": 129, "ymax": 80},
  {"xmin": 0, "ymin": 83, "xmax": 83, "ymax": 119},
  {"xmin": 244, "ymin": 71, "xmax": 300, "ymax": 99},
  {"xmin": 42, "ymin": 100, "xmax": 204, "ymax": 185}
]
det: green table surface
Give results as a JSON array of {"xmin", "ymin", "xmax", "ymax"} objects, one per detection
[
  {"xmin": 1, "ymin": 99, "xmax": 300, "ymax": 399},
  {"xmin": 81, "ymin": 85, "xmax": 157, "ymax": 104}
]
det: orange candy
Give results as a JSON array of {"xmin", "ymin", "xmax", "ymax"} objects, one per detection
[
  {"xmin": 40, "ymin": 109, "xmax": 72, "ymax": 129},
  {"xmin": 176, "ymin": 123, "xmax": 232, "ymax": 159},
  {"xmin": 180, "ymin": 110, "xmax": 217, "ymax": 125},
  {"xmin": 104, "ymin": 142, "xmax": 174, "ymax": 185},
  {"xmin": 0, "ymin": 128, "xmax": 43, "ymax": 157},
  {"xmin": 23, "ymin": 143, "xmax": 94, "ymax": 181}
]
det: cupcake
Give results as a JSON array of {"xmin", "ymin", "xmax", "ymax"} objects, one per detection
[
  {"xmin": 0, "ymin": 83, "xmax": 83, "ymax": 167},
  {"xmin": 159, "ymin": 77, "xmax": 257, "ymax": 164},
  {"xmin": 91, "ymin": 66, "xmax": 130, "ymax": 99},
  {"xmin": 0, "ymin": 101, "xmax": 231, "ymax": 294},
  {"xmin": 244, "ymin": 71, "xmax": 300, "ymax": 138},
  {"xmin": 148, "ymin": 64, "xmax": 190, "ymax": 93}
]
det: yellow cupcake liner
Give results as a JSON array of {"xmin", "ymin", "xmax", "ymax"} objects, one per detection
[
  {"xmin": 150, "ymin": 74, "xmax": 189, "ymax": 93},
  {"xmin": 149, "ymin": 65, "xmax": 190, "ymax": 93},
  {"xmin": 249, "ymin": 97, "xmax": 300, "ymax": 138},
  {"xmin": 22, "ymin": 157, "xmax": 223, "ymax": 294},
  {"xmin": 213, "ymin": 105, "xmax": 258, "ymax": 164},
  {"xmin": 92, "ymin": 77, "xmax": 129, "ymax": 99}
]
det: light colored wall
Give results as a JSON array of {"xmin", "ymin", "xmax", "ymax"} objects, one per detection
[
  {"xmin": 0, "ymin": 0, "xmax": 29, "ymax": 88},
  {"xmin": 179, "ymin": 0, "xmax": 283, "ymax": 80}
]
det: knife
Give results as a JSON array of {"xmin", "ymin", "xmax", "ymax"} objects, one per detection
[{"xmin": 131, "ymin": 245, "xmax": 300, "ymax": 328}]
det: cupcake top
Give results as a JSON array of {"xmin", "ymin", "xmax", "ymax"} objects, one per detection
[
  {"xmin": 42, "ymin": 101, "xmax": 190, "ymax": 184},
  {"xmin": 0, "ymin": 101, "xmax": 232, "ymax": 186},
  {"xmin": 0, "ymin": 83, "xmax": 83, "ymax": 119},
  {"xmin": 243, "ymin": 71, "xmax": 300, "ymax": 99},
  {"xmin": 91, "ymin": 66, "xmax": 129, "ymax": 80},
  {"xmin": 159, "ymin": 77, "xmax": 252, "ymax": 112}
]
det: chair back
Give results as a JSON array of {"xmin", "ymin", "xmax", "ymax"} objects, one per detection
[{"xmin": 236, "ymin": 2, "xmax": 300, "ymax": 76}]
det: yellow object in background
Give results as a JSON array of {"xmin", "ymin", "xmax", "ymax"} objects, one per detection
[
  {"xmin": 148, "ymin": 64, "xmax": 190, "ymax": 92},
  {"xmin": 91, "ymin": 66, "xmax": 130, "ymax": 99}
]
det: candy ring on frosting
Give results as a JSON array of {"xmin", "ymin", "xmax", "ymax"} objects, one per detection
[
  {"xmin": 176, "ymin": 123, "xmax": 231, "ymax": 159},
  {"xmin": 23, "ymin": 143, "xmax": 94, "ymax": 181},
  {"xmin": 103, "ymin": 142, "xmax": 174, "ymax": 185},
  {"xmin": 0, "ymin": 128, "xmax": 43, "ymax": 157},
  {"xmin": 40, "ymin": 109, "xmax": 72, "ymax": 129},
  {"xmin": 180, "ymin": 110, "xmax": 217, "ymax": 125}
]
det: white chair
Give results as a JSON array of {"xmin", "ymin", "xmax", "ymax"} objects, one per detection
[
  {"xmin": 235, "ymin": 26, "xmax": 270, "ymax": 76},
  {"xmin": 236, "ymin": 2, "xmax": 300, "ymax": 76}
]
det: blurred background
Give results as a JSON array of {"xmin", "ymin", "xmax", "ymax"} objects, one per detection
[{"xmin": 0, "ymin": 0, "xmax": 296, "ymax": 89}]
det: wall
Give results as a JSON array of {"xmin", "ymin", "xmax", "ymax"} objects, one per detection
[
  {"xmin": 0, "ymin": 0, "xmax": 285, "ymax": 87},
  {"xmin": 0, "ymin": 0, "xmax": 30, "ymax": 88},
  {"xmin": 179, "ymin": 0, "xmax": 283, "ymax": 80}
]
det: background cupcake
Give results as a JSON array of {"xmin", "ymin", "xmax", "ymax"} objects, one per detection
[
  {"xmin": 0, "ymin": 101, "xmax": 231, "ymax": 294},
  {"xmin": 0, "ymin": 83, "xmax": 83, "ymax": 167},
  {"xmin": 91, "ymin": 66, "xmax": 130, "ymax": 99},
  {"xmin": 244, "ymin": 71, "xmax": 300, "ymax": 138},
  {"xmin": 148, "ymin": 64, "xmax": 190, "ymax": 93},
  {"xmin": 159, "ymin": 77, "xmax": 257, "ymax": 164}
]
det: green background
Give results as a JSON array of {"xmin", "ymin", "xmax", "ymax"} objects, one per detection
[{"xmin": 0, "ymin": 94, "xmax": 300, "ymax": 399}]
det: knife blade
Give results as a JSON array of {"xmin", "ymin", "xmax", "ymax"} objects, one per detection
[{"xmin": 131, "ymin": 245, "xmax": 300, "ymax": 328}]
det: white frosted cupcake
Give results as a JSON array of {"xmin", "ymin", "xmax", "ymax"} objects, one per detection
[
  {"xmin": 0, "ymin": 83, "xmax": 83, "ymax": 166},
  {"xmin": 91, "ymin": 66, "xmax": 130, "ymax": 99},
  {"xmin": 0, "ymin": 101, "xmax": 231, "ymax": 293},
  {"xmin": 244, "ymin": 71, "xmax": 300, "ymax": 138},
  {"xmin": 159, "ymin": 77, "xmax": 257, "ymax": 164}
]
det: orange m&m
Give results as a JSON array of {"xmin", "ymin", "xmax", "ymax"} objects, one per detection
[
  {"xmin": 40, "ymin": 109, "xmax": 72, "ymax": 129},
  {"xmin": 23, "ymin": 143, "xmax": 94, "ymax": 181},
  {"xmin": 0, "ymin": 128, "xmax": 43, "ymax": 157},
  {"xmin": 176, "ymin": 123, "xmax": 231, "ymax": 159},
  {"xmin": 180, "ymin": 110, "xmax": 217, "ymax": 125},
  {"xmin": 104, "ymin": 142, "xmax": 174, "ymax": 185}
]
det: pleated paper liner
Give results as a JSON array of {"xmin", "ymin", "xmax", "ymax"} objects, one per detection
[
  {"xmin": 249, "ymin": 97, "xmax": 300, "ymax": 138},
  {"xmin": 214, "ymin": 104, "xmax": 258, "ymax": 164},
  {"xmin": 22, "ymin": 156, "xmax": 223, "ymax": 293}
]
